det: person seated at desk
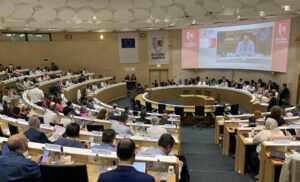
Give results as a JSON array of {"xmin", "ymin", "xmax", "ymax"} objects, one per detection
[
  {"xmin": 98, "ymin": 138, "xmax": 155, "ymax": 182},
  {"xmin": 64, "ymin": 101, "xmax": 76, "ymax": 115},
  {"xmin": 92, "ymin": 129, "xmax": 116, "ymax": 151},
  {"xmin": 136, "ymin": 110, "xmax": 151, "ymax": 124},
  {"xmin": 23, "ymin": 77, "xmax": 34, "ymax": 89},
  {"xmin": 219, "ymin": 77, "xmax": 228, "ymax": 87},
  {"xmin": 44, "ymin": 104, "xmax": 60, "ymax": 125},
  {"xmin": 24, "ymin": 116, "xmax": 52, "ymax": 144},
  {"xmin": 268, "ymin": 91, "xmax": 278, "ymax": 111},
  {"xmin": 28, "ymin": 84, "xmax": 45, "ymax": 107},
  {"xmin": 60, "ymin": 107, "xmax": 75, "ymax": 127},
  {"xmin": 235, "ymin": 34, "xmax": 256, "ymax": 56},
  {"xmin": 15, "ymin": 79, "xmax": 25, "ymax": 92},
  {"xmin": 248, "ymin": 116, "xmax": 257, "ymax": 127},
  {"xmin": 50, "ymin": 62, "xmax": 59, "ymax": 71},
  {"xmin": 107, "ymin": 110, "xmax": 119, "ymax": 121},
  {"xmin": 54, "ymin": 97, "xmax": 64, "ymax": 112},
  {"xmin": 141, "ymin": 133, "xmax": 175, "ymax": 156},
  {"xmin": 0, "ymin": 134, "xmax": 41, "ymax": 182},
  {"xmin": 266, "ymin": 106, "xmax": 285, "ymax": 126},
  {"xmin": 19, "ymin": 105, "xmax": 31, "ymax": 121},
  {"xmin": 159, "ymin": 111, "xmax": 172, "ymax": 125},
  {"xmin": 152, "ymin": 80, "xmax": 159, "ymax": 87},
  {"xmin": 293, "ymin": 105, "xmax": 300, "ymax": 117},
  {"xmin": 249, "ymin": 118, "xmax": 285, "ymax": 179},
  {"xmin": 111, "ymin": 112, "xmax": 132, "ymax": 135},
  {"xmin": 147, "ymin": 117, "xmax": 167, "ymax": 137},
  {"xmin": 54, "ymin": 123, "xmax": 87, "ymax": 148},
  {"xmin": 78, "ymin": 74, "xmax": 86, "ymax": 83},
  {"xmin": 97, "ymin": 108, "xmax": 109, "ymax": 120}
]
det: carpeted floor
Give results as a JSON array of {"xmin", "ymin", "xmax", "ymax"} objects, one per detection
[{"xmin": 180, "ymin": 127, "xmax": 255, "ymax": 182}]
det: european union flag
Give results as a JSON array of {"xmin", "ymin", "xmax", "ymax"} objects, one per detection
[{"xmin": 121, "ymin": 38, "xmax": 135, "ymax": 48}]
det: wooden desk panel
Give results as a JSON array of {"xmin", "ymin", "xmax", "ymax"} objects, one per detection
[
  {"xmin": 95, "ymin": 84, "xmax": 127, "ymax": 104},
  {"xmin": 180, "ymin": 95, "xmax": 215, "ymax": 106}
]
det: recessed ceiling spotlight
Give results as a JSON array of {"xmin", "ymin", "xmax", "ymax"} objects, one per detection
[
  {"xmin": 93, "ymin": 15, "xmax": 97, "ymax": 20},
  {"xmin": 259, "ymin": 11, "xmax": 265, "ymax": 17},
  {"xmin": 237, "ymin": 15, "xmax": 241, "ymax": 20},
  {"xmin": 282, "ymin": 5, "xmax": 291, "ymax": 11},
  {"xmin": 191, "ymin": 19, "xmax": 196, "ymax": 25}
]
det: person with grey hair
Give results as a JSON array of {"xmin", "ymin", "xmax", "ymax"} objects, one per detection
[
  {"xmin": 147, "ymin": 117, "xmax": 167, "ymax": 137},
  {"xmin": 24, "ymin": 116, "xmax": 52, "ymax": 144},
  {"xmin": 249, "ymin": 117, "xmax": 285, "ymax": 178},
  {"xmin": 0, "ymin": 134, "xmax": 41, "ymax": 181}
]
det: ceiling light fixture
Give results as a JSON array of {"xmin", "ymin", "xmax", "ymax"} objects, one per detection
[
  {"xmin": 259, "ymin": 11, "xmax": 265, "ymax": 17},
  {"xmin": 93, "ymin": 15, "xmax": 97, "ymax": 20},
  {"xmin": 100, "ymin": 34, "xmax": 104, "ymax": 40},
  {"xmin": 282, "ymin": 5, "xmax": 291, "ymax": 11}
]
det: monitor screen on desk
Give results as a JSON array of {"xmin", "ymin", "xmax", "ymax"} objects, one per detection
[{"xmin": 133, "ymin": 162, "xmax": 146, "ymax": 173}]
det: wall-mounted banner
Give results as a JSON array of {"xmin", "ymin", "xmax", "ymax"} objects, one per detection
[
  {"xmin": 148, "ymin": 31, "xmax": 169, "ymax": 65},
  {"xmin": 118, "ymin": 33, "xmax": 139, "ymax": 63}
]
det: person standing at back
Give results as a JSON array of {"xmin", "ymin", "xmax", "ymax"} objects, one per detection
[{"xmin": 97, "ymin": 139, "xmax": 155, "ymax": 182}]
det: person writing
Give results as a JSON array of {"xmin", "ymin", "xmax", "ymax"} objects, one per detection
[
  {"xmin": 98, "ymin": 138, "xmax": 155, "ymax": 182},
  {"xmin": 235, "ymin": 34, "xmax": 256, "ymax": 56}
]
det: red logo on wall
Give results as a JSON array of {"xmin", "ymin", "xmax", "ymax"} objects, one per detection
[{"xmin": 278, "ymin": 23, "xmax": 288, "ymax": 37}]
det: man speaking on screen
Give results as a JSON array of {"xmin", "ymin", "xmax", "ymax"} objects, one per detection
[{"xmin": 235, "ymin": 34, "xmax": 256, "ymax": 56}]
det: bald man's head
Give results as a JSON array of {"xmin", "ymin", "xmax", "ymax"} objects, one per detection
[
  {"xmin": 117, "ymin": 139, "xmax": 136, "ymax": 163},
  {"xmin": 7, "ymin": 134, "xmax": 29, "ymax": 153}
]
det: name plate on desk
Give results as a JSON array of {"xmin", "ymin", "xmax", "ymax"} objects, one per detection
[
  {"xmin": 92, "ymin": 148, "xmax": 112, "ymax": 155},
  {"xmin": 273, "ymin": 140, "xmax": 291, "ymax": 144},
  {"xmin": 92, "ymin": 131, "xmax": 102, "ymax": 136},
  {"xmin": 288, "ymin": 125, "xmax": 300, "ymax": 128},
  {"xmin": 119, "ymin": 134, "xmax": 132, "ymax": 138},
  {"xmin": 137, "ymin": 151, "xmax": 155, "ymax": 158},
  {"xmin": 149, "ymin": 135, "xmax": 160, "ymax": 140},
  {"xmin": 45, "ymin": 144, "xmax": 62, "ymax": 152}
]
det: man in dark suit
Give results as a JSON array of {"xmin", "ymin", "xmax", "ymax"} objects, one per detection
[
  {"xmin": 159, "ymin": 112, "xmax": 172, "ymax": 125},
  {"xmin": 136, "ymin": 110, "xmax": 150, "ymax": 124},
  {"xmin": 24, "ymin": 116, "xmax": 52, "ymax": 144},
  {"xmin": 98, "ymin": 139, "xmax": 155, "ymax": 182}
]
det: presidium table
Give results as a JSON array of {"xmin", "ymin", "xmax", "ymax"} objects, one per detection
[{"xmin": 135, "ymin": 86, "xmax": 268, "ymax": 114}]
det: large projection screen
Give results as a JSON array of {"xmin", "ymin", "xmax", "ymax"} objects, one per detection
[{"xmin": 181, "ymin": 19, "xmax": 291, "ymax": 72}]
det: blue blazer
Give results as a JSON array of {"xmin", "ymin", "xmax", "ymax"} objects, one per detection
[
  {"xmin": 98, "ymin": 166, "xmax": 155, "ymax": 182},
  {"xmin": 24, "ymin": 128, "xmax": 51, "ymax": 144}
]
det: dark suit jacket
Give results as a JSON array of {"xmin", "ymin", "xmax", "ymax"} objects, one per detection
[
  {"xmin": 24, "ymin": 128, "xmax": 51, "ymax": 144},
  {"xmin": 159, "ymin": 118, "xmax": 172, "ymax": 125},
  {"xmin": 268, "ymin": 97, "xmax": 277, "ymax": 111},
  {"xmin": 136, "ymin": 118, "xmax": 151, "ymax": 124},
  {"xmin": 98, "ymin": 166, "xmax": 155, "ymax": 182}
]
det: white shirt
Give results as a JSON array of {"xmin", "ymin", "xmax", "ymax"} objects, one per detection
[
  {"xmin": 28, "ymin": 87, "xmax": 44, "ymax": 103},
  {"xmin": 197, "ymin": 81, "xmax": 206, "ymax": 86},
  {"xmin": 101, "ymin": 82, "xmax": 107, "ymax": 88},
  {"xmin": 220, "ymin": 81, "xmax": 228, "ymax": 87},
  {"xmin": 147, "ymin": 126, "xmax": 167, "ymax": 137},
  {"xmin": 111, "ymin": 122, "xmax": 131, "ymax": 135},
  {"xmin": 44, "ymin": 110, "xmax": 59, "ymax": 125},
  {"xmin": 23, "ymin": 80, "xmax": 33, "ymax": 89},
  {"xmin": 60, "ymin": 117, "xmax": 74, "ymax": 127}
]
